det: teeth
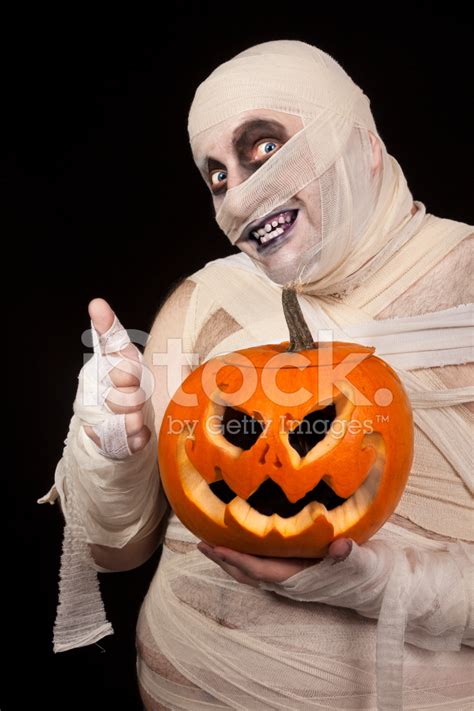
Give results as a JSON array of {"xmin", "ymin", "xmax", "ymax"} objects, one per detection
[
  {"xmin": 249, "ymin": 210, "xmax": 297, "ymax": 246},
  {"xmin": 261, "ymin": 227, "xmax": 285, "ymax": 244},
  {"xmin": 178, "ymin": 430, "xmax": 384, "ymax": 542}
]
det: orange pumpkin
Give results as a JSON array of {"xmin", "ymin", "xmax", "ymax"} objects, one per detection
[{"xmin": 158, "ymin": 289, "xmax": 413, "ymax": 558}]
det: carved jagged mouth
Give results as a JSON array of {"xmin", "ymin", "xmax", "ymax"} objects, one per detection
[
  {"xmin": 176, "ymin": 431, "xmax": 385, "ymax": 538},
  {"xmin": 210, "ymin": 476, "xmax": 347, "ymax": 519}
]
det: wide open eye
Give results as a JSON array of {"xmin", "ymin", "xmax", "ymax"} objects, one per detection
[
  {"xmin": 288, "ymin": 403, "xmax": 337, "ymax": 457},
  {"xmin": 210, "ymin": 169, "xmax": 227, "ymax": 188},
  {"xmin": 254, "ymin": 140, "xmax": 281, "ymax": 160},
  {"xmin": 221, "ymin": 406, "xmax": 265, "ymax": 450}
]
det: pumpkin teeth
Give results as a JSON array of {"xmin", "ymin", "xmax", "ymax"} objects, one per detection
[
  {"xmin": 352, "ymin": 483, "xmax": 372, "ymax": 518},
  {"xmin": 227, "ymin": 497, "xmax": 270, "ymax": 536},
  {"xmin": 176, "ymin": 431, "xmax": 384, "ymax": 540},
  {"xmin": 307, "ymin": 501, "xmax": 328, "ymax": 520},
  {"xmin": 325, "ymin": 433, "xmax": 385, "ymax": 535}
]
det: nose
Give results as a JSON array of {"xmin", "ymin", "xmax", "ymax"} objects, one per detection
[
  {"xmin": 225, "ymin": 160, "xmax": 254, "ymax": 192},
  {"xmin": 212, "ymin": 166, "xmax": 250, "ymax": 215}
]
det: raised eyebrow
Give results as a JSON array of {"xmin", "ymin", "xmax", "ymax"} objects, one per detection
[
  {"xmin": 207, "ymin": 157, "xmax": 226, "ymax": 173},
  {"xmin": 232, "ymin": 119, "xmax": 288, "ymax": 155},
  {"xmin": 206, "ymin": 119, "xmax": 288, "ymax": 174}
]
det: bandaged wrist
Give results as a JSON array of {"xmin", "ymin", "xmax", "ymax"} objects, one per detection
[
  {"xmin": 54, "ymin": 401, "xmax": 162, "ymax": 549},
  {"xmin": 258, "ymin": 538, "xmax": 472, "ymax": 651}
]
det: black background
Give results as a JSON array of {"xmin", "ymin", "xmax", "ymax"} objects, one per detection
[{"xmin": 6, "ymin": 2, "xmax": 473, "ymax": 709}]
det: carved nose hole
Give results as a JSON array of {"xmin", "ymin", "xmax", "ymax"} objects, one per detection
[
  {"xmin": 259, "ymin": 443, "xmax": 270, "ymax": 464},
  {"xmin": 273, "ymin": 454, "xmax": 282, "ymax": 468}
]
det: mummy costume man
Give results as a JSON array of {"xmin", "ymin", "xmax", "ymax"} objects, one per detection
[{"xmin": 39, "ymin": 40, "xmax": 473, "ymax": 710}]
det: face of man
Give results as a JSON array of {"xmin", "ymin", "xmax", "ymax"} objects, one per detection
[{"xmin": 191, "ymin": 108, "xmax": 383, "ymax": 283}]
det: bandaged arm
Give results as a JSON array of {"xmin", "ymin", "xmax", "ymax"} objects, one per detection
[
  {"xmin": 39, "ymin": 279, "xmax": 196, "ymax": 573},
  {"xmin": 258, "ymin": 537, "xmax": 474, "ymax": 651}
]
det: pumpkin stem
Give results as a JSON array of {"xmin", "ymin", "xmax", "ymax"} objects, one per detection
[{"xmin": 282, "ymin": 287, "xmax": 316, "ymax": 352}]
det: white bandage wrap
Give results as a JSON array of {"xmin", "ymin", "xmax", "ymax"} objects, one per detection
[
  {"xmin": 77, "ymin": 314, "xmax": 137, "ymax": 459},
  {"xmin": 38, "ymin": 313, "xmax": 169, "ymax": 653},
  {"xmin": 258, "ymin": 539, "xmax": 473, "ymax": 649},
  {"xmin": 91, "ymin": 414, "xmax": 130, "ymax": 460},
  {"xmin": 258, "ymin": 538, "xmax": 473, "ymax": 710}
]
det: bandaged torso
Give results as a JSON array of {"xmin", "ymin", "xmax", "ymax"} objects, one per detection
[{"xmin": 136, "ymin": 212, "xmax": 473, "ymax": 711}]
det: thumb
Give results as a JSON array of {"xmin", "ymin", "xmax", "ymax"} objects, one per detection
[
  {"xmin": 87, "ymin": 297, "xmax": 132, "ymax": 357},
  {"xmin": 328, "ymin": 538, "xmax": 353, "ymax": 562},
  {"xmin": 88, "ymin": 297, "xmax": 115, "ymax": 335}
]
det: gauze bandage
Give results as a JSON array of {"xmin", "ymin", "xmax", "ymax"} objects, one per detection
[
  {"xmin": 80, "ymin": 313, "xmax": 154, "ymax": 459},
  {"xmin": 188, "ymin": 39, "xmax": 423, "ymax": 293},
  {"xmin": 38, "ymin": 315, "xmax": 168, "ymax": 652},
  {"xmin": 258, "ymin": 538, "xmax": 473, "ymax": 709},
  {"xmin": 83, "ymin": 314, "xmax": 133, "ymax": 458}
]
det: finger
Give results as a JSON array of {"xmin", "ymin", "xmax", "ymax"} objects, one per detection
[
  {"xmin": 104, "ymin": 385, "xmax": 147, "ymax": 413},
  {"xmin": 88, "ymin": 297, "xmax": 131, "ymax": 356},
  {"xmin": 88, "ymin": 298, "xmax": 115, "ymax": 335},
  {"xmin": 108, "ymin": 365, "xmax": 141, "ymax": 389},
  {"xmin": 102, "ymin": 342, "xmax": 143, "ymax": 389},
  {"xmin": 125, "ymin": 411, "xmax": 152, "ymax": 452},
  {"xmin": 201, "ymin": 544, "xmax": 320, "ymax": 583},
  {"xmin": 127, "ymin": 425, "xmax": 151, "ymax": 453},
  {"xmin": 217, "ymin": 561, "xmax": 260, "ymax": 587},
  {"xmin": 198, "ymin": 544, "xmax": 265, "ymax": 580},
  {"xmin": 328, "ymin": 538, "xmax": 353, "ymax": 562},
  {"xmin": 119, "ymin": 342, "xmax": 142, "ymax": 361},
  {"xmin": 108, "ymin": 354, "xmax": 142, "ymax": 388},
  {"xmin": 124, "ymin": 410, "xmax": 145, "ymax": 435},
  {"xmin": 84, "ymin": 410, "xmax": 143, "ymax": 444},
  {"xmin": 83, "ymin": 412, "xmax": 150, "ymax": 451},
  {"xmin": 197, "ymin": 546, "xmax": 259, "ymax": 587}
]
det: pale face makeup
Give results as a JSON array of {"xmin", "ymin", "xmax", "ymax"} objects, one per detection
[
  {"xmin": 191, "ymin": 108, "xmax": 385, "ymax": 284},
  {"xmin": 191, "ymin": 108, "xmax": 324, "ymax": 284}
]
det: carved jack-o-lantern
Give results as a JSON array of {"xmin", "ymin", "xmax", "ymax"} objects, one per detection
[{"xmin": 158, "ymin": 289, "xmax": 413, "ymax": 557}]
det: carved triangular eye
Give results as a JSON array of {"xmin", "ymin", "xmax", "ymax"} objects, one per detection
[
  {"xmin": 222, "ymin": 406, "xmax": 265, "ymax": 450},
  {"xmin": 288, "ymin": 403, "xmax": 337, "ymax": 456}
]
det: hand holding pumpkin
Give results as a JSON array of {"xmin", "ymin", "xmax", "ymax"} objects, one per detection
[
  {"xmin": 82, "ymin": 298, "xmax": 151, "ymax": 455},
  {"xmin": 197, "ymin": 538, "xmax": 353, "ymax": 588},
  {"xmin": 198, "ymin": 534, "xmax": 474, "ymax": 654}
]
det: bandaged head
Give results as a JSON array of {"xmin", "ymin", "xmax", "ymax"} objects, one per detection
[{"xmin": 187, "ymin": 39, "xmax": 423, "ymax": 295}]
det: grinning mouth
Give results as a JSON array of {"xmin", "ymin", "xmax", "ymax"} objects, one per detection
[
  {"xmin": 176, "ymin": 431, "xmax": 385, "ymax": 539},
  {"xmin": 246, "ymin": 209, "xmax": 299, "ymax": 249}
]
